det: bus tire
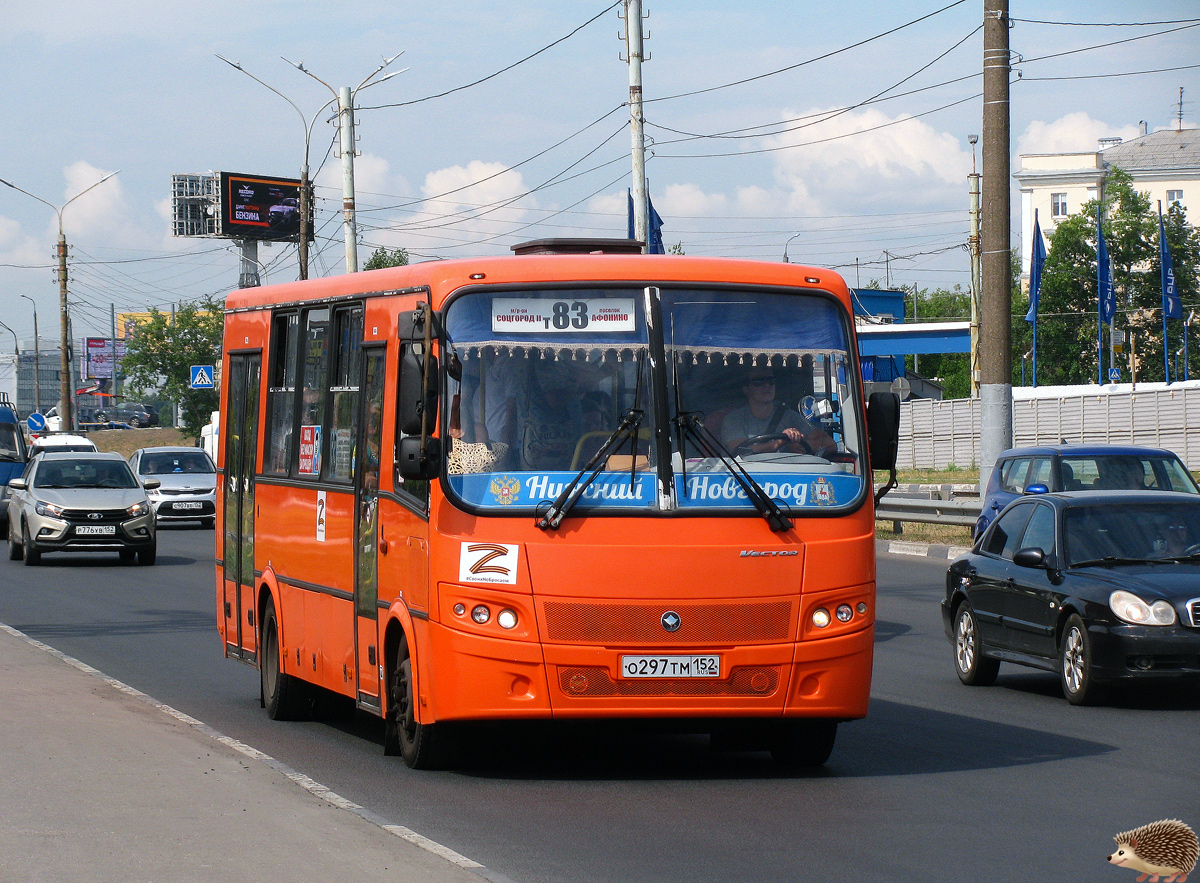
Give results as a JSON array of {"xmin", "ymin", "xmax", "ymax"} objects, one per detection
[
  {"xmin": 769, "ymin": 718, "xmax": 837, "ymax": 768},
  {"xmin": 384, "ymin": 632, "xmax": 443, "ymax": 769},
  {"xmin": 261, "ymin": 597, "xmax": 309, "ymax": 721}
]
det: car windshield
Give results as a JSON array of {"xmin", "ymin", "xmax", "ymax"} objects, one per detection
[
  {"xmin": 1064, "ymin": 500, "xmax": 1200, "ymax": 565},
  {"xmin": 34, "ymin": 459, "xmax": 138, "ymax": 489},
  {"xmin": 1059, "ymin": 455, "xmax": 1199, "ymax": 493},
  {"xmin": 138, "ymin": 451, "xmax": 214, "ymax": 475}
]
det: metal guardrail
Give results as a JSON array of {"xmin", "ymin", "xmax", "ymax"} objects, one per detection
[{"xmin": 875, "ymin": 496, "xmax": 981, "ymax": 527}]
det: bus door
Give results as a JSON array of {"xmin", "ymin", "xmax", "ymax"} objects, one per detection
[
  {"xmin": 354, "ymin": 346, "xmax": 387, "ymax": 709},
  {"xmin": 222, "ymin": 353, "xmax": 261, "ymax": 661}
]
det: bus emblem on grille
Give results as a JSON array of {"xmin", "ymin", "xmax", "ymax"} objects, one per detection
[{"xmin": 661, "ymin": 611, "xmax": 681, "ymax": 632}]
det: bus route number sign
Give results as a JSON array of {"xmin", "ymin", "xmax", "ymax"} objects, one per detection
[{"xmin": 492, "ymin": 297, "xmax": 636, "ymax": 333}]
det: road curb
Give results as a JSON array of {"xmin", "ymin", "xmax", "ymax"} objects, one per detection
[{"xmin": 876, "ymin": 539, "xmax": 972, "ymax": 561}]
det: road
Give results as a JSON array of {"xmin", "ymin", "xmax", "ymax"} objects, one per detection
[{"xmin": 1, "ymin": 528, "xmax": 1197, "ymax": 883}]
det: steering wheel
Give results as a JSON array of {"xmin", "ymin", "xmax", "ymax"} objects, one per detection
[
  {"xmin": 735, "ymin": 433, "xmax": 812, "ymax": 456},
  {"xmin": 1183, "ymin": 543, "xmax": 1200, "ymax": 556}
]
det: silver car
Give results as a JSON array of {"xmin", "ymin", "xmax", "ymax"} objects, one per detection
[
  {"xmin": 6, "ymin": 452, "xmax": 158, "ymax": 566},
  {"xmin": 128, "ymin": 446, "xmax": 217, "ymax": 528}
]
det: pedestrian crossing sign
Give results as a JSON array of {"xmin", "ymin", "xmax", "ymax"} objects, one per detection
[{"xmin": 190, "ymin": 365, "xmax": 215, "ymax": 389}]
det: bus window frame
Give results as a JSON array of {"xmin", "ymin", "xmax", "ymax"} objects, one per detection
[
  {"xmin": 392, "ymin": 338, "xmax": 433, "ymax": 514},
  {"xmin": 264, "ymin": 311, "xmax": 299, "ymax": 478}
]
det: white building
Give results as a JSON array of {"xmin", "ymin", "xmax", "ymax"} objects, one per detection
[{"xmin": 1014, "ymin": 125, "xmax": 1200, "ymax": 277}]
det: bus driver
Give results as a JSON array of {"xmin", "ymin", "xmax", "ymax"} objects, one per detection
[{"xmin": 720, "ymin": 369, "xmax": 834, "ymax": 456}]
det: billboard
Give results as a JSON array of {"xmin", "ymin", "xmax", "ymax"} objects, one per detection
[
  {"xmin": 81, "ymin": 337, "xmax": 128, "ymax": 380},
  {"xmin": 219, "ymin": 172, "xmax": 312, "ymax": 242}
]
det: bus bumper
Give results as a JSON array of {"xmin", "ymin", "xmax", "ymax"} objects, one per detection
[{"xmin": 421, "ymin": 621, "xmax": 873, "ymax": 723}]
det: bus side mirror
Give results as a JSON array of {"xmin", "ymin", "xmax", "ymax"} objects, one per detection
[
  {"xmin": 397, "ymin": 435, "xmax": 442, "ymax": 480},
  {"xmin": 866, "ymin": 391, "xmax": 900, "ymax": 472},
  {"xmin": 398, "ymin": 348, "xmax": 439, "ymax": 436}
]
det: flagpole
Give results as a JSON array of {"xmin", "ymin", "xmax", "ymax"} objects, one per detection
[{"xmin": 1097, "ymin": 205, "xmax": 1104, "ymax": 385}]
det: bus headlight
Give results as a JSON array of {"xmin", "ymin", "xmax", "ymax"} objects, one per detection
[
  {"xmin": 471, "ymin": 605, "xmax": 491, "ymax": 624},
  {"xmin": 836, "ymin": 604, "xmax": 853, "ymax": 623},
  {"xmin": 497, "ymin": 609, "xmax": 518, "ymax": 630},
  {"xmin": 811, "ymin": 608, "xmax": 831, "ymax": 628}
]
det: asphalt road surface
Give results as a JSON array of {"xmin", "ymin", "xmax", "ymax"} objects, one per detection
[{"xmin": 2, "ymin": 527, "xmax": 1197, "ymax": 883}]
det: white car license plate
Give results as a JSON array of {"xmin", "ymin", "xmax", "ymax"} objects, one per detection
[
  {"xmin": 620, "ymin": 655, "xmax": 720, "ymax": 678},
  {"xmin": 174, "ymin": 502, "xmax": 203, "ymax": 510},
  {"xmin": 75, "ymin": 525, "xmax": 115, "ymax": 536}
]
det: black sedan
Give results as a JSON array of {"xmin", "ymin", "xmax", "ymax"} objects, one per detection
[{"xmin": 942, "ymin": 491, "xmax": 1200, "ymax": 705}]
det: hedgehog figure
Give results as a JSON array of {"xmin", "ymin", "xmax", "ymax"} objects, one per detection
[{"xmin": 1108, "ymin": 820, "xmax": 1199, "ymax": 883}]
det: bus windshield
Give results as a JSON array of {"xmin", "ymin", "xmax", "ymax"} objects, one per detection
[{"xmin": 442, "ymin": 286, "xmax": 866, "ymax": 516}]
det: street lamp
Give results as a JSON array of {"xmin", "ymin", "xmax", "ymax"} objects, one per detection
[
  {"xmin": 0, "ymin": 319, "xmax": 17, "ymax": 357},
  {"xmin": 18, "ymin": 294, "xmax": 40, "ymax": 413},
  {"xmin": 282, "ymin": 54, "xmax": 405, "ymax": 273},
  {"xmin": 0, "ymin": 170, "xmax": 119, "ymax": 432},
  {"xmin": 782, "ymin": 231, "xmax": 803, "ymax": 263}
]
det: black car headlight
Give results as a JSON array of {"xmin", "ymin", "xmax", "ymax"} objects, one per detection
[
  {"xmin": 126, "ymin": 501, "xmax": 151, "ymax": 518},
  {"xmin": 1109, "ymin": 590, "xmax": 1176, "ymax": 626}
]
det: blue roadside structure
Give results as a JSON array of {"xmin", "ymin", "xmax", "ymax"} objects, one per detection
[{"xmin": 1, "ymin": 394, "xmax": 30, "ymax": 528}]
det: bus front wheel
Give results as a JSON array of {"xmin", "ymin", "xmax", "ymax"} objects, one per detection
[
  {"xmin": 261, "ymin": 597, "xmax": 309, "ymax": 721},
  {"xmin": 769, "ymin": 719, "xmax": 838, "ymax": 768},
  {"xmin": 384, "ymin": 633, "xmax": 443, "ymax": 769}
]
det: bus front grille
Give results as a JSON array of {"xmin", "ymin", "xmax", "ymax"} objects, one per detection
[
  {"xmin": 557, "ymin": 666, "xmax": 780, "ymax": 697},
  {"xmin": 542, "ymin": 601, "xmax": 792, "ymax": 644}
]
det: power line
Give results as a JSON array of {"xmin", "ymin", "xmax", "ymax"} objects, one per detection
[{"xmin": 360, "ymin": 2, "xmax": 621, "ymax": 111}]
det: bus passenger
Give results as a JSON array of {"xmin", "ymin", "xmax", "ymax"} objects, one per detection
[{"xmin": 720, "ymin": 369, "xmax": 834, "ymax": 456}]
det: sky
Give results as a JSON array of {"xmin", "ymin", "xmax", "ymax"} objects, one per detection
[{"xmin": 0, "ymin": 0, "xmax": 1197, "ymax": 346}]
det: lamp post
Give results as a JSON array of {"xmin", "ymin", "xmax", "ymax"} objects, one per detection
[
  {"xmin": 0, "ymin": 170, "xmax": 119, "ymax": 432},
  {"xmin": 782, "ymin": 232, "xmax": 803, "ymax": 263},
  {"xmin": 282, "ymin": 54, "xmax": 405, "ymax": 273},
  {"xmin": 18, "ymin": 294, "xmax": 40, "ymax": 413},
  {"xmin": 0, "ymin": 319, "xmax": 17, "ymax": 357}
]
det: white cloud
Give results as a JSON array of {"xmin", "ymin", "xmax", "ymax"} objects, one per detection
[
  {"xmin": 421, "ymin": 161, "xmax": 528, "ymax": 213},
  {"xmin": 1018, "ymin": 112, "xmax": 1142, "ymax": 155},
  {"xmin": 766, "ymin": 107, "xmax": 972, "ymax": 214}
]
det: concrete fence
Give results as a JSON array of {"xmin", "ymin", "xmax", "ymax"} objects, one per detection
[{"xmin": 899, "ymin": 380, "xmax": 1200, "ymax": 471}]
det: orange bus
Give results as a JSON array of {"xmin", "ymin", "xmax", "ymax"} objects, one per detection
[{"xmin": 216, "ymin": 241, "xmax": 900, "ymax": 768}]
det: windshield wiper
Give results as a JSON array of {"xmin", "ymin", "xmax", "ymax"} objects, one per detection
[
  {"xmin": 673, "ymin": 410, "xmax": 793, "ymax": 532},
  {"xmin": 536, "ymin": 408, "xmax": 645, "ymax": 531},
  {"xmin": 1071, "ymin": 556, "xmax": 1161, "ymax": 568}
]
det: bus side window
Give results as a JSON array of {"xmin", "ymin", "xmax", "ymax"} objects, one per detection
[
  {"xmin": 264, "ymin": 313, "xmax": 299, "ymax": 476},
  {"xmin": 395, "ymin": 342, "xmax": 431, "ymax": 507}
]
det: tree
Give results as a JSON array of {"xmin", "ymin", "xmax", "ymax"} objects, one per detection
[
  {"xmin": 363, "ymin": 246, "xmax": 409, "ymax": 270},
  {"xmin": 1022, "ymin": 168, "xmax": 1199, "ymax": 385},
  {"xmin": 120, "ymin": 295, "xmax": 223, "ymax": 437}
]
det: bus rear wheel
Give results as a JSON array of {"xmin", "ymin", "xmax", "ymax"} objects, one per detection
[
  {"xmin": 769, "ymin": 719, "xmax": 838, "ymax": 768},
  {"xmin": 384, "ymin": 633, "xmax": 443, "ymax": 769},
  {"xmin": 261, "ymin": 597, "xmax": 309, "ymax": 720}
]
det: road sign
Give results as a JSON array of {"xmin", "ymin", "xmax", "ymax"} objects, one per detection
[
  {"xmin": 27, "ymin": 413, "xmax": 46, "ymax": 433},
  {"xmin": 190, "ymin": 365, "xmax": 215, "ymax": 389},
  {"xmin": 1108, "ymin": 368, "xmax": 1121, "ymax": 382}
]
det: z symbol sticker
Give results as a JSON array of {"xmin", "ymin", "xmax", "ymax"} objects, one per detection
[{"xmin": 459, "ymin": 542, "xmax": 519, "ymax": 585}]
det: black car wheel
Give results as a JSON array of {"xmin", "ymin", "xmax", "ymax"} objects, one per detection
[
  {"xmin": 8, "ymin": 523, "xmax": 21, "ymax": 561},
  {"xmin": 1060, "ymin": 614, "xmax": 1102, "ymax": 705},
  {"xmin": 954, "ymin": 601, "xmax": 999, "ymax": 686},
  {"xmin": 22, "ymin": 522, "xmax": 40, "ymax": 566}
]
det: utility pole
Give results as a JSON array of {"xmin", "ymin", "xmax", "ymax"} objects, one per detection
[
  {"xmin": 624, "ymin": 0, "xmax": 648, "ymax": 250},
  {"xmin": 979, "ymin": 0, "xmax": 1012, "ymax": 490},
  {"xmin": 338, "ymin": 85, "xmax": 359, "ymax": 273},
  {"xmin": 57, "ymin": 230, "xmax": 72, "ymax": 430},
  {"xmin": 968, "ymin": 135, "xmax": 982, "ymax": 398}
]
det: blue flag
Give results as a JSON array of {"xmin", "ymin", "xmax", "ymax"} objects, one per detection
[
  {"xmin": 627, "ymin": 189, "xmax": 666, "ymax": 254},
  {"xmin": 1097, "ymin": 207, "xmax": 1115, "ymax": 326},
  {"xmin": 1160, "ymin": 209, "xmax": 1181, "ymax": 320},
  {"xmin": 1025, "ymin": 211, "xmax": 1046, "ymax": 324}
]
